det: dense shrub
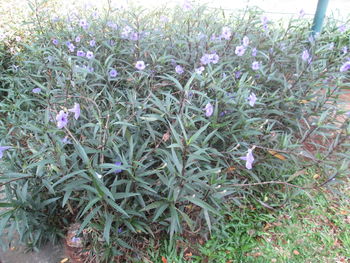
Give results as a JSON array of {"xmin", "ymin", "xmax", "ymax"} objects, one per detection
[{"xmin": 0, "ymin": 1, "xmax": 349, "ymax": 261}]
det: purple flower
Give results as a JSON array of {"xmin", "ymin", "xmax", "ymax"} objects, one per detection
[
  {"xmin": 261, "ymin": 15, "xmax": 269, "ymax": 30},
  {"xmin": 108, "ymin": 39, "xmax": 116, "ymax": 46},
  {"xmin": 298, "ymin": 9, "xmax": 305, "ymax": 18},
  {"xmin": 195, "ymin": 66, "xmax": 205, "ymax": 74},
  {"xmin": 160, "ymin": 15, "xmax": 169, "ymax": 23},
  {"xmin": 204, "ymin": 102, "xmax": 214, "ymax": 117},
  {"xmin": 308, "ymin": 35, "xmax": 315, "ymax": 43},
  {"xmin": 235, "ymin": 71, "xmax": 242, "ymax": 79},
  {"xmin": 183, "ymin": 0, "xmax": 192, "ymax": 11},
  {"xmin": 68, "ymin": 103, "xmax": 80, "ymax": 120},
  {"xmin": 339, "ymin": 24, "xmax": 347, "ymax": 33},
  {"xmin": 56, "ymin": 110, "xmax": 68, "ymax": 129},
  {"xmin": 240, "ymin": 148, "xmax": 254, "ymax": 169},
  {"xmin": 114, "ymin": 161, "xmax": 122, "ymax": 173},
  {"xmin": 62, "ymin": 136, "xmax": 72, "ymax": 144},
  {"xmin": 247, "ymin": 92, "xmax": 257, "ymax": 106},
  {"xmin": 252, "ymin": 61, "xmax": 260, "ymax": 70},
  {"xmin": 87, "ymin": 66, "xmax": 94, "ymax": 73},
  {"xmin": 219, "ymin": 111, "xmax": 227, "ymax": 117},
  {"xmin": 340, "ymin": 61, "xmax": 350, "ymax": 72},
  {"xmin": 242, "ymin": 36, "xmax": 249, "ymax": 47},
  {"xmin": 252, "ymin": 48, "xmax": 257, "ymax": 57},
  {"xmin": 121, "ymin": 26, "xmax": 132, "ymax": 39},
  {"xmin": 86, "ymin": 51, "xmax": 94, "ymax": 59},
  {"xmin": 32, "ymin": 88, "xmax": 41, "ymax": 93},
  {"xmin": 209, "ymin": 53, "xmax": 219, "ymax": 64},
  {"xmin": 200, "ymin": 54, "xmax": 211, "ymax": 65},
  {"xmin": 342, "ymin": 46, "xmax": 348, "ymax": 54},
  {"xmin": 89, "ymin": 40, "xmax": 96, "ymax": 47},
  {"xmin": 52, "ymin": 16, "xmax": 59, "ymax": 23},
  {"xmin": 77, "ymin": 50, "xmax": 85, "ymax": 57},
  {"xmin": 301, "ymin": 50, "xmax": 310, "ymax": 61},
  {"xmin": 235, "ymin": 45, "xmax": 246, "ymax": 56},
  {"xmin": 71, "ymin": 236, "xmax": 82, "ymax": 244},
  {"xmin": 221, "ymin": 26, "xmax": 232, "ymax": 40},
  {"xmin": 109, "ymin": 69, "xmax": 118, "ymax": 77},
  {"xmin": 175, "ymin": 65, "xmax": 184, "ymax": 74},
  {"xmin": 118, "ymin": 227, "xmax": 123, "ymax": 233},
  {"xmin": 129, "ymin": 32, "xmax": 139, "ymax": 41},
  {"xmin": 52, "ymin": 39, "xmax": 59, "ymax": 45},
  {"xmin": 210, "ymin": 34, "xmax": 219, "ymax": 41},
  {"xmin": 0, "ymin": 146, "xmax": 11, "ymax": 159},
  {"xmin": 226, "ymin": 92, "xmax": 235, "ymax": 99},
  {"xmin": 107, "ymin": 21, "xmax": 118, "ymax": 30},
  {"xmin": 67, "ymin": 43, "xmax": 75, "ymax": 52},
  {"xmin": 92, "ymin": 12, "xmax": 99, "ymax": 19},
  {"xmin": 135, "ymin": 61, "xmax": 146, "ymax": 70},
  {"xmin": 75, "ymin": 36, "xmax": 81, "ymax": 43},
  {"xmin": 346, "ymin": 111, "xmax": 350, "ymax": 117},
  {"xmin": 79, "ymin": 19, "xmax": 88, "ymax": 29}
]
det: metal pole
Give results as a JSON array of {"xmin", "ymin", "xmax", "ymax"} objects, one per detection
[{"xmin": 311, "ymin": 0, "xmax": 330, "ymax": 34}]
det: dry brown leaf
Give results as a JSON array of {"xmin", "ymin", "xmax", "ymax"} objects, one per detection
[
  {"xmin": 263, "ymin": 222, "xmax": 272, "ymax": 231},
  {"xmin": 161, "ymin": 256, "xmax": 167, "ymax": 263},
  {"xmin": 162, "ymin": 132, "xmax": 170, "ymax": 142},
  {"xmin": 184, "ymin": 252, "xmax": 193, "ymax": 259},
  {"xmin": 293, "ymin": 250, "xmax": 300, "ymax": 255},
  {"xmin": 252, "ymin": 252, "xmax": 263, "ymax": 257},
  {"xmin": 60, "ymin": 258, "xmax": 69, "ymax": 263},
  {"xmin": 226, "ymin": 166, "xmax": 236, "ymax": 172},
  {"xmin": 313, "ymin": 174, "xmax": 320, "ymax": 179},
  {"xmin": 268, "ymin": 150, "xmax": 287, "ymax": 160}
]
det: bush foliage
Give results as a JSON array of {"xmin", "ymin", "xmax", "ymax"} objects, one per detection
[{"xmin": 0, "ymin": 0, "xmax": 349, "ymax": 261}]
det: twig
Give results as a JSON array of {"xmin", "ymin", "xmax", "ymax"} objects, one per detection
[
  {"xmin": 0, "ymin": 176, "xmax": 35, "ymax": 187},
  {"xmin": 227, "ymin": 180, "xmax": 313, "ymax": 190}
]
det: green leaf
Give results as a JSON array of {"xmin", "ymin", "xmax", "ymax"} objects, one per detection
[
  {"xmin": 79, "ymin": 197, "xmax": 101, "ymax": 219},
  {"xmin": 77, "ymin": 206, "xmax": 101, "ymax": 235},
  {"xmin": 0, "ymin": 203, "xmax": 15, "ymax": 208},
  {"xmin": 104, "ymin": 198, "xmax": 129, "ymax": 217},
  {"xmin": 203, "ymin": 209, "xmax": 212, "ymax": 234},
  {"xmin": 103, "ymin": 213, "xmax": 113, "ymax": 244},
  {"xmin": 74, "ymin": 143, "xmax": 90, "ymax": 164},
  {"xmin": 188, "ymin": 123, "xmax": 210, "ymax": 145},
  {"xmin": 184, "ymin": 196, "xmax": 219, "ymax": 215},
  {"xmin": 169, "ymin": 205, "xmax": 180, "ymax": 239},
  {"xmin": 141, "ymin": 201, "xmax": 165, "ymax": 212}
]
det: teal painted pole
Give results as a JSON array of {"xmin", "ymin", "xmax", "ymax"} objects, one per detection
[{"xmin": 311, "ymin": 0, "xmax": 330, "ymax": 34}]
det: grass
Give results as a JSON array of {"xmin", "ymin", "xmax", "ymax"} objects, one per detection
[{"xmin": 144, "ymin": 177, "xmax": 350, "ymax": 263}]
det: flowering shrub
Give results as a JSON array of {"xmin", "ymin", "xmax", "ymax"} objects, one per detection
[{"xmin": 0, "ymin": 1, "xmax": 349, "ymax": 260}]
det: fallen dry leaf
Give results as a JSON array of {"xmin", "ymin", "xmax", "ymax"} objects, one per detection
[
  {"xmin": 162, "ymin": 132, "xmax": 170, "ymax": 142},
  {"xmin": 313, "ymin": 174, "xmax": 320, "ymax": 179},
  {"xmin": 161, "ymin": 256, "xmax": 167, "ymax": 263},
  {"xmin": 293, "ymin": 250, "xmax": 300, "ymax": 255},
  {"xmin": 184, "ymin": 252, "xmax": 193, "ymax": 260},
  {"xmin": 60, "ymin": 258, "xmax": 69, "ymax": 263},
  {"xmin": 252, "ymin": 252, "xmax": 263, "ymax": 257},
  {"xmin": 268, "ymin": 150, "xmax": 287, "ymax": 160},
  {"xmin": 264, "ymin": 222, "xmax": 272, "ymax": 231}
]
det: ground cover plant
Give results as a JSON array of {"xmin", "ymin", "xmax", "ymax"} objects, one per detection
[{"xmin": 0, "ymin": 0, "xmax": 350, "ymax": 262}]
